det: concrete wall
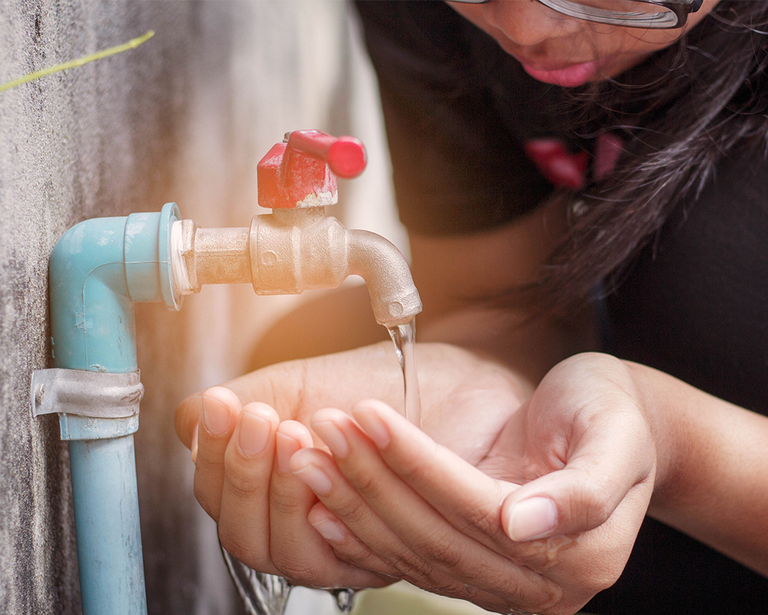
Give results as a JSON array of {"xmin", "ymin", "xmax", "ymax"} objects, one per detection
[{"xmin": 0, "ymin": 1, "xmax": 398, "ymax": 613}]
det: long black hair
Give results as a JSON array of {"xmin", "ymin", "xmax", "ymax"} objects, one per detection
[{"xmin": 540, "ymin": 0, "xmax": 768, "ymax": 314}]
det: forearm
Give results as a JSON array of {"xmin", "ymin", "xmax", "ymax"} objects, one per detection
[{"xmin": 628, "ymin": 361, "xmax": 768, "ymax": 576}]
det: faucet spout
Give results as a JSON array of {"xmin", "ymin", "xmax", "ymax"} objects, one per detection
[
  {"xmin": 249, "ymin": 207, "xmax": 421, "ymax": 327},
  {"xmin": 346, "ymin": 229, "xmax": 421, "ymax": 327},
  {"xmin": 248, "ymin": 207, "xmax": 421, "ymax": 327}
]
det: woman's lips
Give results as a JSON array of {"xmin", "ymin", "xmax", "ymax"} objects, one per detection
[{"xmin": 521, "ymin": 58, "xmax": 609, "ymax": 87}]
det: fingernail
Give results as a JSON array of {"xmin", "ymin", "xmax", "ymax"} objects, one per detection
[
  {"xmin": 353, "ymin": 406, "xmax": 390, "ymax": 448},
  {"xmin": 202, "ymin": 396, "xmax": 230, "ymax": 436},
  {"xmin": 238, "ymin": 409, "xmax": 271, "ymax": 457},
  {"xmin": 276, "ymin": 431, "xmax": 300, "ymax": 474},
  {"xmin": 312, "ymin": 421, "xmax": 349, "ymax": 458},
  {"xmin": 507, "ymin": 497, "xmax": 558, "ymax": 542},
  {"xmin": 311, "ymin": 517, "xmax": 346, "ymax": 543},
  {"xmin": 293, "ymin": 464, "xmax": 333, "ymax": 495}
]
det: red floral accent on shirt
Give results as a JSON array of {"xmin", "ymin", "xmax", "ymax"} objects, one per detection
[
  {"xmin": 524, "ymin": 139, "xmax": 588, "ymax": 189},
  {"xmin": 524, "ymin": 134, "xmax": 624, "ymax": 189}
]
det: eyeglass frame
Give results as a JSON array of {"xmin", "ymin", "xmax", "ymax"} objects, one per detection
[{"xmin": 448, "ymin": 0, "xmax": 704, "ymax": 30}]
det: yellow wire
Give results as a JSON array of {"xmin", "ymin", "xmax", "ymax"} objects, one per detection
[{"xmin": 0, "ymin": 30, "xmax": 155, "ymax": 94}]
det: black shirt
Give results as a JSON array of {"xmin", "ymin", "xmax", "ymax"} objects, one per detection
[{"xmin": 355, "ymin": 1, "xmax": 768, "ymax": 612}]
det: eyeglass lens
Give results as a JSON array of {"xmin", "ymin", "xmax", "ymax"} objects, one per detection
[
  {"xmin": 538, "ymin": 0, "xmax": 681, "ymax": 28},
  {"xmin": 564, "ymin": 0, "xmax": 663, "ymax": 14}
]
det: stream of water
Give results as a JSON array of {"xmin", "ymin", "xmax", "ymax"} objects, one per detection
[
  {"xmin": 222, "ymin": 548, "xmax": 292, "ymax": 615},
  {"xmin": 386, "ymin": 319, "xmax": 422, "ymax": 428},
  {"xmin": 226, "ymin": 318, "xmax": 421, "ymax": 614}
]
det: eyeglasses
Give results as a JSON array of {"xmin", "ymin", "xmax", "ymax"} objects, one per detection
[{"xmin": 450, "ymin": 0, "xmax": 703, "ymax": 29}]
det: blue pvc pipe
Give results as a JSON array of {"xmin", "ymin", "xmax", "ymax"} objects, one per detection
[
  {"xmin": 68, "ymin": 431, "xmax": 144, "ymax": 614},
  {"xmin": 49, "ymin": 203, "xmax": 181, "ymax": 615}
]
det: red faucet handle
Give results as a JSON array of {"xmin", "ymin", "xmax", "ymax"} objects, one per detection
[
  {"xmin": 286, "ymin": 130, "xmax": 367, "ymax": 179},
  {"xmin": 258, "ymin": 130, "xmax": 368, "ymax": 209}
]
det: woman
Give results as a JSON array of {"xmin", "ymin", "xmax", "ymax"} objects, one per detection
[{"xmin": 175, "ymin": 1, "xmax": 768, "ymax": 613}]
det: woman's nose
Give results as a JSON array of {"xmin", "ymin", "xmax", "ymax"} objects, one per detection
[{"xmin": 482, "ymin": 0, "xmax": 582, "ymax": 47}]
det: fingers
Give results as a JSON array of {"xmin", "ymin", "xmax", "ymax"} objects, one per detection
[
  {"xmin": 264, "ymin": 420, "xmax": 383, "ymax": 588},
  {"xmin": 292, "ymin": 446, "xmax": 523, "ymax": 611},
  {"xmin": 307, "ymin": 502, "xmax": 397, "ymax": 586},
  {"xmin": 195, "ymin": 404, "xmax": 384, "ymax": 588},
  {"xmin": 291, "ymin": 448, "xmax": 405, "ymax": 580},
  {"xmin": 217, "ymin": 402, "xmax": 280, "ymax": 573},
  {"xmin": 298, "ymin": 406, "xmax": 560, "ymax": 613},
  {"xmin": 175, "ymin": 389, "xmax": 209, "ymax": 450},
  {"xmin": 350, "ymin": 394, "xmax": 649, "ymax": 593},
  {"xmin": 350, "ymin": 399, "xmax": 520, "ymax": 551},
  {"xmin": 266, "ymin": 419, "xmax": 320, "ymax": 579},
  {"xmin": 192, "ymin": 387, "xmax": 243, "ymax": 521}
]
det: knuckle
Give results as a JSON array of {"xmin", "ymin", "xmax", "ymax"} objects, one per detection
[
  {"xmin": 331, "ymin": 495, "xmax": 373, "ymax": 526},
  {"xmin": 529, "ymin": 585, "xmax": 565, "ymax": 615},
  {"xmin": 342, "ymin": 466, "xmax": 379, "ymax": 497},
  {"xmin": 273, "ymin": 558, "xmax": 326, "ymax": 588},
  {"xmin": 587, "ymin": 572, "xmax": 620, "ymax": 596},
  {"xmin": 456, "ymin": 496, "xmax": 502, "ymax": 538},
  {"xmin": 575, "ymin": 556, "xmax": 625, "ymax": 596},
  {"xmin": 425, "ymin": 577, "xmax": 468, "ymax": 600},
  {"xmin": 501, "ymin": 574, "xmax": 563, "ymax": 615},
  {"xmin": 223, "ymin": 474, "xmax": 260, "ymax": 501},
  {"xmin": 598, "ymin": 567, "xmax": 624, "ymax": 591},
  {"xmin": 269, "ymin": 484, "xmax": 308, "ymax": 517},
  {"xmin": 336, "ymin": 546, "xmax": 388, "ymax": 575},
  {"xmin": 223, "ymin": 456, "xmax": 266, "ymax": 500},
  {"xmin": 576, "ymin": 479, "xmax": 614, "ymax": 528},
  {"xmin": 390, "ymin": 550, "xmax": 434, "ymax": 584},
  {"xmin": 415, "ymin": 530, "xmax": 463, "ymax": 569},
  {"xmin": 195, "ymin": 441, "xmax": 225, "ymax": 470}
]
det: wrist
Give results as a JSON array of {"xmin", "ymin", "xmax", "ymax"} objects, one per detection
[{"xmin": 621, "ymin": 360, "xmax": 703, "ymax": 513}]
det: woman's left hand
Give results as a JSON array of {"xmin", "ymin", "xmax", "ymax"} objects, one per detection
[{"xmin": 290, "ymin": 353, "xmax": 658, "ymax": 615}]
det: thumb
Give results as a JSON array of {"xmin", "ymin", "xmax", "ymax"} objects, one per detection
[
  {"xmin": 500, "ymin": 469, "xmax": 629, "ymax": 543},
  {"xmin": 500, "ymin": 416, "xmax": 656, "ymax": 542}
]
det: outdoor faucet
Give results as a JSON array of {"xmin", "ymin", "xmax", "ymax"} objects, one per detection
[
  {"xmin": 32, "ymin": 129, "xmax": 421, "ymax": 615},
  {"xmin": 171, "ymin": 129, "xmax": 422, "ymax": 328}
]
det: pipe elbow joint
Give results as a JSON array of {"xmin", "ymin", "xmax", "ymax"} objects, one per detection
[{"xmin": 49, "ymin": 203, "xmax": 181, "ymax": 372}]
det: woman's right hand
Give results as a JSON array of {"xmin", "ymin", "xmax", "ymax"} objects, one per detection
[{"xmin": 174, "ymin": 341, "xmax": 530, "ymax": 588}]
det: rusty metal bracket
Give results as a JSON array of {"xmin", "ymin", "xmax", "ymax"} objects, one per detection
[{"xmin": 30, "ymin": 369, "xmax": 144, "ymax": 419}]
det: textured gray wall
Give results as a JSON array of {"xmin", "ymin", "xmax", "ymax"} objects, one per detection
[{"xmin": 0, "ymin": 1, "xmax": 396, "ymax": 613}]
